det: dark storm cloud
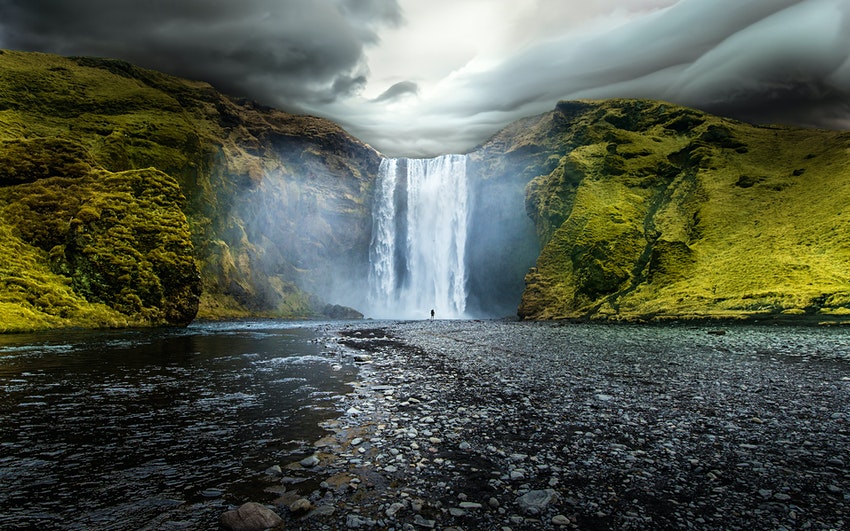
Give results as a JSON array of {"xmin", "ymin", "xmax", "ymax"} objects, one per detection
[
  {"xmin": 1, "ymin": 0, "xmax": 848, "ymax": 156},
  {"xmin": 0, "ymin": 0, "xmax": 403, "ymax": 109},
  {"xmin": 371, "ymin": 80, "xmax": 419, "ymax": 103}
]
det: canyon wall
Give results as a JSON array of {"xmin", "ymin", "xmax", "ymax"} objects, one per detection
[{"xmin": 2, "ymin": 50, "xmax": 849, "ymax": 330}]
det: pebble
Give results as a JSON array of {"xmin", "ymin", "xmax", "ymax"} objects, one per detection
[
  {"xmin": 516, "ymin": 489, "xmax": 558, "ymax": 515},
  {"xmin": 299, "ymin": 455, "xmax": 320, "ymax": 468},
  {"xmin": 413, "ymin": 514, "xmax": 436, "ymax": 528},
  {"xmin": 289, "ymin": 498, "xmax": 312, "ymax": 513},
  {"xmin": 386, "ymin": 502, "xmax": 405, "ymax": 518},
  {"xmin": 346, "ymin": 514, "xmax": 369, "ymax": 528},
  {"xmin": 264, "ymin": 465, "xmax": 282, "ymax": 477},
  {"xmin": 220, "ymin": 502, "xmax": 282, "ymax": 531},
  {"xmin": 552, "ymin": 514, "xmax": 570, "ymax": 526},
  {"xmin": 459, "ymin": 501, "xmax": 482, "ymax": 509},
  {"xmin": 275, "ymin": 321, "xmax": 850, "ymax": 531}
]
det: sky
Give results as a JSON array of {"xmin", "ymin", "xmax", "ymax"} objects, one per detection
[{"xmin": 1, "ymin": 0, "xmax": 849, "ymax": 156}]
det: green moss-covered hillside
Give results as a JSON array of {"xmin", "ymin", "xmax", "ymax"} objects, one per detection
[
  {"xmin": 488, "ymin": 99, "xmax": 850, "ymax": 321},
  {"xmin": 0, "ymin": 165, "xmax": 198, "ymax": 331},
  {"xmin": 0, "ymin": 50, "xmax": 377, "ymax": 331},
  {"xmin": 4, "ymin": 49, "xmax": 848, "ymax": 328}
]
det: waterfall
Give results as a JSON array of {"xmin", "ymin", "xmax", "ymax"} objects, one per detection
[{"xmin": 367, "ymin": 154, "xmax": 469, "ymax": 319}]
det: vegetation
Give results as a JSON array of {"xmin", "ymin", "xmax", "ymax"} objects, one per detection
[
  {"xmin": 0, "ymin": 165, "xmax": 198, "ymax": 330},
  {"xmin": 0, "ymin": 50, "xmax": 378, "ymax": 331},
  {"xmin": 500, "ymin": 99, "xmax": 850, "ymax": 321},
  {"xmin": 0, "ymin": 221, "xmax": 130, "ymax": 332},
  {"xmin": 3, "ymin": 48, "xmax": 847, "ymax": 328}
]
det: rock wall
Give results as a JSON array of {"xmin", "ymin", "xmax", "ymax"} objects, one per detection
[{"xmin": 465, "ymin": 113, "xmax": 561, "ymax": 317}]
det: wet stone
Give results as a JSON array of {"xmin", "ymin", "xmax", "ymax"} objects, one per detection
[
  {"xmin": 264, "ymin": 465, "xmax": 282, "ymax": 477},
  {"xmin": 299, "ymin": 455, "xmax": 320, "ymax": 468},
  {"xmin": 517, "ymin": 489, "xmax": 558, "ymax": 515},
  {"xmin": 295, "ymin": 320, "xmax": 850, "ymax": 531},
  {"xmin": 220, "ymin": 502, "xmax": 282, "ymax": 531}
]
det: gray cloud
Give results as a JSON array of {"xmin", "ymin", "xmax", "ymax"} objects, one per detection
[
  {"xmin": 0, "ymin": 0, "xmax": 848, "ymax": 156},
  {"xmin": 0, "ymin": 0, "xmax": 403, "ymax": 109},
  {"xmin": 324, "ymin": 0, "xmax": 850, "ymax": 156},
  {"xmin": 371, "ymin": 80, "xmax": 419, "ymax": 103},
  {"xmin": 411, "ymin": 0, "xmax": 850, "ymax": 153}
]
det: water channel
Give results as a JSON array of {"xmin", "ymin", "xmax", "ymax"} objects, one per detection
[{"xmin": 0, "ymin": 320, "xmax": 358, "ymax": 529}]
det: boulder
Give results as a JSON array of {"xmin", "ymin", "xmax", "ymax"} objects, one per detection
[
  {"xmin": 289, "ymin": 498, "xmax": 312, "ymax": 513},
  {"xmin": 220, "ymin": 502, "xmax": 282, "ymax": 531},
  {"xmin": 321, "ymin": 304, "xmax": 364, "ymax": 320},
  {"xmin": 516, "ymin": 489, "xmax": 558, "ymax": 515}
]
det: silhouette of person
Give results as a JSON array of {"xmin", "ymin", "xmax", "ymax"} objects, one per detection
[{"xmin": 430, "ymin": 309, "xmax": 435, "ymax": 320}]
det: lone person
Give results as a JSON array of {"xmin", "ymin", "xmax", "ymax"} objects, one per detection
[{"xmin": 430, "ymin": 309, "xmax": 435, "ymax": 320}]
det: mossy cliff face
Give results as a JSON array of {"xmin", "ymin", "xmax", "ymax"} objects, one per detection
[
  {"xmin": 0, "ymin": 165, "xmax": 199, "ymax": 330},
  {"xmin": 0, "ymin": 50, "xmax": 377, "ymax": 331},
  {"xmin": 5, "ymin": 50, "xmax": 849, "ymax": 328},
  {"xmin": 498, "ymin": 99, "xmax": 850, "ymax": 321}
]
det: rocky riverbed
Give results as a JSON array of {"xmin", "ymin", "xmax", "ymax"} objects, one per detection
[{"xmin": 236, "ymin": 319, "xmax": 850, "ymax": 531}]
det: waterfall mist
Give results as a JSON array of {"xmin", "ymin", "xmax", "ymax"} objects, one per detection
[{"xmin": 367, "ymin": 154, "xmax": 469, "ymax": 319}]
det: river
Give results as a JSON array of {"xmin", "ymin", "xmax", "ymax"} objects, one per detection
[{"xmin": 0, "ymin": 320, "xmax": 358, "ymax": 530}]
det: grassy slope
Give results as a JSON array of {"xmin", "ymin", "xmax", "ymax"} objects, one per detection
[
  {"xmin": 0, "ymin": 222, "xmax": 130, "ymax": 332},
  {"xmin": 0, "ymin": 50, "xmax": 376, "ymax": 331},
  {"xmin": 5, "ymin": 49, "xmax": 845, "ymax": 328},
  {"xmin": 515, "ymin": 99, "xmax": 850, "ymax": 321},
  {"xmin": 0, "ymin": 168, "xmax": 198, "ymax": 332}
]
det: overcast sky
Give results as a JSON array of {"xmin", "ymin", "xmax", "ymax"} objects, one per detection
[{"xmin": 1, "ymin": 0, "xmax": 849, "ymax": 156}]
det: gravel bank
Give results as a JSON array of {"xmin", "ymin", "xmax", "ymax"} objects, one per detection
[{"xmin": 267, "ymin": 320, "xmax": 850, "ymax": 530}]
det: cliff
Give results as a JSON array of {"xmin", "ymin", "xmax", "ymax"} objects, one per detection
[
  {"xmin": 0, "ymin": 50, "xmax": 378, "ymax": 332},
  {"xmin": 3, "ymin": 49, "xmax": 849, "ymax": 329},
  {"xmin": 478, "ymin": 99, "xmax": 850, "ymax": 321}
]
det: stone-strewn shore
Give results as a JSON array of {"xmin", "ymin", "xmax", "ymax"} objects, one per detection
[{"xmin": 243, "ymin": 319, "xmax": 849, "ymax": 530}]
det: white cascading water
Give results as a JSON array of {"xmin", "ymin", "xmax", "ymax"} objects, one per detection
[
  {"xmin": 367, "ymin": 154, "xmax": 469, "ymax": 319},
  {"xmin": 368, "ymin": 157, "xmax": 400, "ymax": 307}
]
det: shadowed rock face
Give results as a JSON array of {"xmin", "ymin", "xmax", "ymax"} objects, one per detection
[
  {"xmin": 475, "ymin": 99, "xmax": 850, "ymax": 321},
  {"xmin": 0, "ymin": 50, "xmax": 378, "ymax": 331}
]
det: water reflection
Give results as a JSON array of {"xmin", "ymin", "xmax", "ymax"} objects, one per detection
[{"xmin": 0, "ymin": 321, "xmax": 357, "ymax": 529}]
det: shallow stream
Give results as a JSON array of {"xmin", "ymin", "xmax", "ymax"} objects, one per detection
[{"xmin": 0, "ymin": 320, "xmax": 357, "ymax": 529}]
